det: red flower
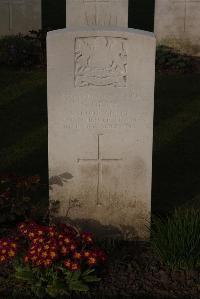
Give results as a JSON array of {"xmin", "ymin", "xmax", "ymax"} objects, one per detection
[
  {"xmin": 87, "ymin": 256, "xmax": 97, "ymax": 266},
  {"xmin": 69, "ymin": 242, "xmax": 77, "ymax": 252},
  {"xmin": 63, "ymin": 236, "xmax": 72, "ymax": 245},
  {"xmin": 25, "ymin": 235, "xmax": 59, "ymax": 268},
  {"xmin": 49, "ymin": 250, "xmax": 57, "ymax": 259},
  {"xmin": 0, "ymin": 238, "xmax": 18, "ymax": 263},
  {"xmin": 18, "ymin": 222, "xmax": 47, "ymax": 241},
  {"xmin": 32, "ymin": 237, "xmax": 45, "ymax": 244},
  {"xmin": 73, "ymin": 251, "xmax": 82, "ymax": 260},
  {"xmin": 58, "ymin": 233, "xmax": 65, "ymax": 240},
  {"xmin": 43, "ymin": 259, "xmax": 52, "ymax": 267},
  {"xmin": 82, "ymin": 250, "xmax": 92, "ymax": 258},
  {"xmin": 70, "ymin": 262, "xmax": 81, "ymax": 271},
  {"xmin": 0, "ymin": 221, "xmax": 106, "ymax": 271},
  {"xmin": 47, "ymin": 226, "xmax": 58, "ymax": 237},
  {"xmin": 83, "ymin": 249, "xmax": 107, "ymax": 266},
  {"xmin": 64, "ymin": 258, "xmax": 81, "ymax": 271},
  {"xmin": 63, "ymin": 259, "xmax": 72, "ymax": 269},
  {"xmin": 0, "ymin": 256, "xmax": 6, "ymax": 263},
  {"xmin": 81, "ymin": 232, "xmax": 94, "ymax": 244},
  {"xmin": 18, "ymin": 221, "xmax": 37, "ymax": 236},
  {"xmin": 60, "ymin": 246, "xmax": 69, "ymax": 256}
]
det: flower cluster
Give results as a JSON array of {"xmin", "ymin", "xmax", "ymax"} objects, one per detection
[
  {"xmin": 17, "ymin": 222, "xmax": 107, "ymax": 270},
  {"xmin": 24, "ymin": 238, "xmax": 58, "ymax": 267},
  {"xmin": 0, "ymin": 238, "xmax": 18, "ymax": 263},
  {"xmin": 18, "ymin": 221, "xmax": 45, "ymax": 239},
  {"xmin": 0, "ymin": 221, "xmax": 107, "ymax": 273}
]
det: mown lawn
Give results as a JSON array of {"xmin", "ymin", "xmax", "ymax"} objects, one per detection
[{"xmin": 0, "ymin": 68, "xmax": 200, "ymax": 215}]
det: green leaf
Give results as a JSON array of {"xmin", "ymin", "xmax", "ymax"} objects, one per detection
[
  {"xmin": 82, "ymin": 275, "xmax": 101, "ymax": 283},
  {"xmin": 46, "ymin": 282, "xmax": 68, "ymax": 298},
  {"xmin": 15, "ymin": 270, "xmax": 35, "ymax": 282},
  {"xmin": 82, "ymin": 268, "xmax": 95, "ymax": 277},
  {"xmin": 52, "ymin": 279, "xmax": 66, "ymax": 290},
  {"xmin": 69, "ymin": 281, "xmax": 89, "ymax": 292},
  {"xmin": 46, "ymin": 285, "xmax": 59, "ymax": 298},
  {"xmin": 70, "ymin": 270, "xmax": 81, "ymax": 281},
  {"xmin": 64, "ymin": 270, "xmax": 73, "ymax": 281},
  {"xmin": 32, "ymin": 286, "xmax": 46, "ymax": 298}
]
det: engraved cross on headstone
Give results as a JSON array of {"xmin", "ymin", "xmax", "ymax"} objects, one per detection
[
  {"xmin": 77, "ymin": 134, "xmax": 122, "ymax": 206},
  {"xmin": 1, "ymin": 0, "xmax": 25, "ymax": 31},
  {"xmin": 173, "ymin": 0, "xmax": 200, "ymax": 32}
]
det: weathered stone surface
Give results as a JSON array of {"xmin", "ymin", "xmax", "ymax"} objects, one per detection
[
  {"xmin": 47, "ymin": 28, "xmax": 155, "ymax": 240},
  {"xmin": 154, "ymin": 0, "xmax": 200, "ymax": 56},
  {"xmin": 66, "ymin": 0, "xmax": 128, "ymax": 27},
  {"xmin": 0, "ymin": 0, "xmax": 41, "ymax": 36}
]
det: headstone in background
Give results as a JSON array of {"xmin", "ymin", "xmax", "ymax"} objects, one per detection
[
  {"xmin": 66, "ymin": 0, "xmax": 128, "ymax": 27},
  {"xmin": 42, "ymin": 0, "xmax": 155, "ymax": 32},
  {"xmin": 0, "ymin": 0, "xmax": 41, "ymax": 36},
  {"xmin": 48, "ymin": 0, "xmax": 155, "ymax": 240},
  {"xmin": 154, "ymin": 0, "xmax": 200, "ymax": 56}
]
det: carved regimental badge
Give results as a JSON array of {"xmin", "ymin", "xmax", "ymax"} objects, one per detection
[{"xmin": 75, "ymin": 37, "xmax": 128, "ymax": 87}]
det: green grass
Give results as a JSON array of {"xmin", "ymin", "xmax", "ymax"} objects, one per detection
[
  {"xmin": 0, "ymin": 68, "xmax": 200, "ymax": 215},
  {"xmin": 151, "ymin": 208, "xmax": 200, "ymax": 270}
]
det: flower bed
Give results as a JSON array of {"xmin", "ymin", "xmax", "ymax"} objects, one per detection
[{"xmin": 0, "ymin": 222, "xmax": 107, "ymax": 297}]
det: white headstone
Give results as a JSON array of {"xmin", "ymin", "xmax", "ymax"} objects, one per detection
[
  {"xmin": 154, "ymin": 0, "xmax": 200, "ymax": 56},
  {"xmin": 0, "ymin": 0, "xmax": 41, "ymax": 36},
  {"xmin": 66, "ymin": 0, "xmax": 129, "ymax": 27},
  {"xmin": 48, "ymin": 2, "xmax": 155, "ymax": 240}
]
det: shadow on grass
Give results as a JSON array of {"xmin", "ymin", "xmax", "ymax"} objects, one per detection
[
  {"xmin": 0, "ymin": 71, "xmax": 47, "ymax": 178},
  {"xmin": 0, "ymin": 85, "xmax": 47, "ymax": 148},
  {"xmin": 152, "ymin": 119, "xmax": 200, "ymax": 214},
  {"xmin": 154, "ymin": 74, "xmax": 200, "ymax": 125},
  {"xmin": 152, "ymin": 74, "xmax": 200, "ymax": 214}
]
